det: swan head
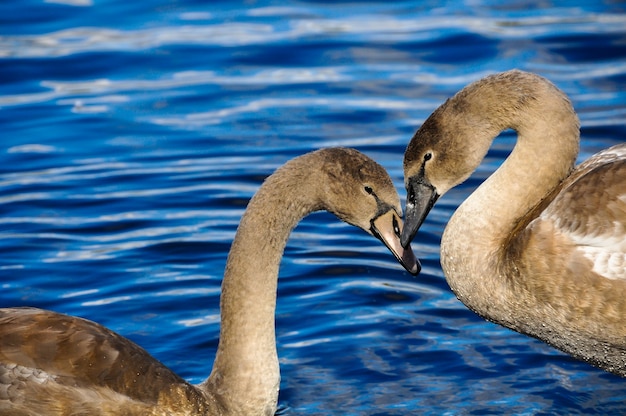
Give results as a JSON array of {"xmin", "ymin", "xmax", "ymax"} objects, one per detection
[
  {"xmin": 400, "ymin": 99, "xmax": 488, "ymax": 248},
  {"xmin": 316, "ymin": 148, "xmax": 420, "ymax": 275}
]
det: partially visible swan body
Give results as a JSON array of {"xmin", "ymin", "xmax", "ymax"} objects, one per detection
[
  {"xmin": 400, "ymin": 70, "xmax": 626, "ymax": 376},
  {"xmin": 0, "ymin": 147, "xmax": 419, "ymax": 415}
]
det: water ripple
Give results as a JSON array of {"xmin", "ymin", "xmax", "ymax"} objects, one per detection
[
  {"xmin": 2, "ymin": 13, "xmax": 625, "ymax": 58},
  {"xmin": 1, "ymin": 1, "xmax": 625, "ymax": 414}
]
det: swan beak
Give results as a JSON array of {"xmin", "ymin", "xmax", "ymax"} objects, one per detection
[
  {"xmin": 401, "ymin": 175, "xmax": 440, "ymax": 248},
  {"xmin": 371, "ymin": 210, "xmax": 421, "ymax": 275}
]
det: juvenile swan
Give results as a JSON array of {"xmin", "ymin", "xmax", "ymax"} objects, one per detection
[
  {"xmin": 0, "ymin": 148, "xmax": 419, "ymax": 415},
  {"xmin": 400, "ymin": 70, "xmax": 626, "ymax": 376}
]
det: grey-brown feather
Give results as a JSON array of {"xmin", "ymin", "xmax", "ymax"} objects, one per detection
[{"xmin": 0, "ymin": 307, "xmax": 213, "ymax": 415}]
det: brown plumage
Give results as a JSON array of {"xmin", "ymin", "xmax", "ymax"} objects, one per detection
[
  {"xmin": 0, "ymin": 147, "xmax": 419, "ymax": 415},
  {"xmin": 401, "ymin": 70, "xmax": 626, "ymax": 376}
]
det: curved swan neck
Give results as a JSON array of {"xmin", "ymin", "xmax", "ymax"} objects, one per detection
[
  {"xmin": 203, "ymin": 156, "xmax": 324, "ymax": 412},
  {"xmin": 441, "ymin": 71, "xmax": 580, "ymax": 304}
]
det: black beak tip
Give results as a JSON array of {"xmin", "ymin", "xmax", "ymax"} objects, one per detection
[
  {"xmin": 400, "ymin": 224, "xmax": 417, "ymax": 249},
  {"xmin": 411, "ymin": 258, "xmax": 422, "ymax": 276},
  {"xmin": 400, "ymin": 232, "xmax": 410, "ymax": 249}
]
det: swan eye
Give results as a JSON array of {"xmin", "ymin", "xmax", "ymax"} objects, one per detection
[
  {"xmin": 424, "ymin": 152, "xmax": 433, "ymax": 162},
  {"xmin": 364, "ymin": 186, "xmax": 373, "ymax": 195},
  {"xmin": 393, "ymin": 215, "xmax": 400, "ymax": 237}
]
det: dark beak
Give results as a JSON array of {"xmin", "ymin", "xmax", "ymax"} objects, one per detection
[
  {"xmin": 400, "ymin": 174, "xmax": 439, "ymax": 248},
  {"xmin": 370, "ymin": 210, "xmax": 421, "ymax": 276}
]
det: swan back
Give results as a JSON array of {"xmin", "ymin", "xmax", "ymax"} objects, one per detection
[
  {"xmin": 535, "ymin": 144, "xmax": 626, "ymax": 281},
  {"xmin": 0, "ymin": 307, "xmax": 209, "ymax": 415}
]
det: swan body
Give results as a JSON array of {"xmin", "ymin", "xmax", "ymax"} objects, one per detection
[
  {"xmin": 0, "ymin": 147, "xmax": 419, "ymax": 415},
  {"xmin": 400, "ymin": 70, "xmax": 626, "ymax": 376}
]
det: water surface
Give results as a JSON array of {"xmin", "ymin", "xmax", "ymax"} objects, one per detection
[{"xmin": 1, "ymin": 1, "xmax": 625, "ymax": 414}]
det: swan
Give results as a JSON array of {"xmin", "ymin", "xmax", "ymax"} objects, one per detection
[
  {"xmin": 400, "ymin": 70, "xmax": 626, "ymax": 376},
  {"xmin": 0, "ymin": 147, "xmax": 419, "ymax": 415}
]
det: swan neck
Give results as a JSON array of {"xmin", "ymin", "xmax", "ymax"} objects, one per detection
[
  {"xmin": 441, "ymin": 73, "xmax": 580, "ymax": 312},
  {"xmin": 204, "ymin": 163, "xmax": 322, "ymax": 412}
]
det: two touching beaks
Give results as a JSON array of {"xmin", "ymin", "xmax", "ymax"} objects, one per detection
[
  {"xmin": 376, "ymin": 171, "xmax": 439, "ymax": 277},
  {"xmin": 370, "ymin": 209, "xmax": 421, "ymax": 276}
]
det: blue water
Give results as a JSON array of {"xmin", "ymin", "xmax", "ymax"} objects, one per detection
[{"xmin": 1, "ymin": 1, "xmax": 625, "ymax": 414}]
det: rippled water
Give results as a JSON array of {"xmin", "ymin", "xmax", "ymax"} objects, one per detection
[{"xmin": 1, "ymin": 1, "xmax": 626, "ymax": 414}]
